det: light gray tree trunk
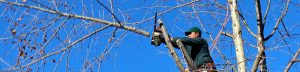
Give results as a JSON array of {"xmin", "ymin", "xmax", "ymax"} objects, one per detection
[{"xmin": 228, "ymin": 0, "xmax": 246, "ymax": 72}]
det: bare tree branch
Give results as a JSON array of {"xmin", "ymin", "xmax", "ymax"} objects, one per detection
[
  {"xmin": 265, "ymin": 0, "xmax": 290, "ymax": 41},
  {"xmin": 176, "ymin": 39, "xmax": 197, "ymax": 71},
  {"xmin": 221, "ymin": 32, "xmax": 233, "ymax": 38},
  {"xmin": 277, "ymin": 26, "xmax": 293, "ymax": 55},
  {"xmin": 207, "ymin": 8, "xmax": 232, "ymax": 69},
  {"xmin": 38, "ymin": 17, "xmax": 69, "ymax": 55},
  {"xmin": 0, "ymin": 57, "xmax": 11, "ymax": 67},
  {"xmin": 293, "ymin": 60, "xmax": 300, "ymax": 62},
  {"xmin": 262, "ymin": 0, "xmax": 271, "ymax": 25},
  {"xmin": 158, "ymin": 19, "xmax": 185, "ymax": 72},
  {"xmin": 96, "ymin": 0, "xmax": 121, "ymax": 26},
  {"xmin": 281, "ymin": 20, "xmax": 290, "ymax": 36},
  {"xmin": 6, "ymin": 25, "xmax": 111, "ymax": 71},
  {"xmin": 238, "ymin": 11, "xmax": 257, "ymax": 38},
  {"xmin": 133, "ymin": 0, "xmax": 200, "ymax": 24},
  {"xmin": 284, "ymin": 48, "xmax": 300, "ymax": 72},
  {"xmin": 84, "ymin": 31, "xmax": 128, "ymax": 71},
  {"xmin": 191, "ymin": 3, "xmax": 207, "ymax": 34},
  {"xmin": 53, "ymin": 51, "xmax": 66, "ymax": 72},
  {"xmin": 0, "ymin": 0, "xmax": 149, "ymax": 37},
  {"xmin": 251, "ymin": 49, "xmax": 264, "ymax": 72}
]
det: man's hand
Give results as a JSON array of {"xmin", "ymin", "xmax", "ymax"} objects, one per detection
[
  {"xmin": 155, "ymin": 27, "xmax": 162, "ymax": 32},
  {"xmin": 170, "ymin": 37, "xmax": 174, "ymax": 41},
  {"xmin": 184, "ymin": 68, "xmax": 190, "ymax": 72}
]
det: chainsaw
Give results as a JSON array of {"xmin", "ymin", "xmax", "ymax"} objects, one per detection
[{"xmin": 151, "ymin": 12, "xmax": 163, "ymax": 46}]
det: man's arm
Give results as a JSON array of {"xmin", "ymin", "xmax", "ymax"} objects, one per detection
[
  {"xmin": 172, "ymin": 37, "xmax": 203, "ymax": 46},
  {"xmin": 160, "ymin": 37, "xmax": 180, "ymax": 48}
]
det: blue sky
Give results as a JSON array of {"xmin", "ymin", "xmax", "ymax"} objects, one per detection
[{"xmin": 1, "ymin": 0, "xmax": 300, "ymax": 72}]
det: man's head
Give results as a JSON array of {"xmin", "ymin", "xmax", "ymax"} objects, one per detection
[{"xmin": 185, "ymin": 27, "xmax": 201, "ymax": 38}]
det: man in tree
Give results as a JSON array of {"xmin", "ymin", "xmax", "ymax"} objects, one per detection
[{"xmin": 158, "ymin": 27, "xmax": 216, "ymax": 72}]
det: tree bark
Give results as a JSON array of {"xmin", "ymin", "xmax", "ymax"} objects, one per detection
[
  {"xmin": 0, "ymin": 0, "xmax": 150, "ymax": 37},
  {"xmin": 227, "ymin": 0, "xmax": 246, "ymax": 72},
  {"xmin": 284, "ymin": 48, "xmax": 300, "ymax": 72},
  {"xmin": 176, "ymin": 39, "xmax": 197, "ymax": 72},
  {"xmin": 158, "ymin": 19, "xmax": 185, "ymax": 72},
  {"xmin": 251, "ymin": 0, "xmax": 268, "ymax": 72}
]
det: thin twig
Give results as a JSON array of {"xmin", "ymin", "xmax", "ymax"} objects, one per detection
[
  {"xmin": 281, "ymin": 20, "xmax": 290, "ymax": 36},
  {"xmin": 277, "ymin": 27, "xmax": 293, "ymax": 55},
  {"xmin": 0, "ymin": 0, "xmax": 149, "ymax": 37},
  {"xmin": 95, "ymin": 0, "xmax": 120, "ymax": 44},
  {"xmin": 52, "ymin": 51, "xmax": 66, "ymax": 72},
  {"xmin": 6, "ymin": 25, "xmax": 111, "ymax": 71},
  {"xmin": 262, "ymin": 0, "xmax": 271, "ymax": 25},
  {"xmin": 133, "ymin": 0, "xmax": 200, "ymax": 24},
  {"xmin": 83, "ymin": 31, "xmax": 128, "ymax": 71},
  {"xmin": 38, "ymin": 17, "xmax": 69, "ymax": 56},
  {"xmin": 191, "ymin": 3, "xmax": 207, "ymax": 33},
  {"xmin": 207, "ymin": 4, "xmax": 232, "ymax": 69},
  {"xmin": 0, "ymin": 16, "xmax": 61, "ymax": 40},
  {"xmin": 238, "ymin": 11, "xmax": 257, "ymax": 38},
  {"xmin": 96, "ymin": 0, "xmax": 122, "ymax": 26},
  {"xmin": 265, "ymin": 0, "xmax": 290, "ymax": 41},
  {"xmin": 284, "ymin": 48, "xmax": 300, "ymax": 72},
  {"xmin": 0, "ymin": 57, "xmax": 11, "ymax": 67}
]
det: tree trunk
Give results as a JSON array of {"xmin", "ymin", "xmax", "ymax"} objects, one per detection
[
  {"xmin": 252, "ymin": 0, "xmax": 268, "ymax": 72},
  {"xmin": 228, "ymin": 0, "xmax": 246, "ymax": 72},
  {"xmin": 176, "ymin": 39, "xmax": 197, "ymax": 72},
  {"xmin": 158, "ymin": 19, "xmax": 185, "ymax": 72}
]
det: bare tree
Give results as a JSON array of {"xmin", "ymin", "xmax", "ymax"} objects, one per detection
[{"xmin": 1, "ymin": 0, "xmax": 300, "ymax": 72}]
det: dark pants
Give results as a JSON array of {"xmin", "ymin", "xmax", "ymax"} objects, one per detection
[{"xmin": 197, "ymin": 62, "xmax": 217, "ymax": 72}]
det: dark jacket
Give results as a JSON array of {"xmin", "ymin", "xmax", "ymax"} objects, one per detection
[{"xmin": 171, "ymin": 37, "xmax": 213, "ymax": 67}]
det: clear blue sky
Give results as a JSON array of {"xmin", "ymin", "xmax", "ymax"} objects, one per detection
[{"xmin": 1, "ymin": 0, "xmax": 300, "ymax": 72}]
